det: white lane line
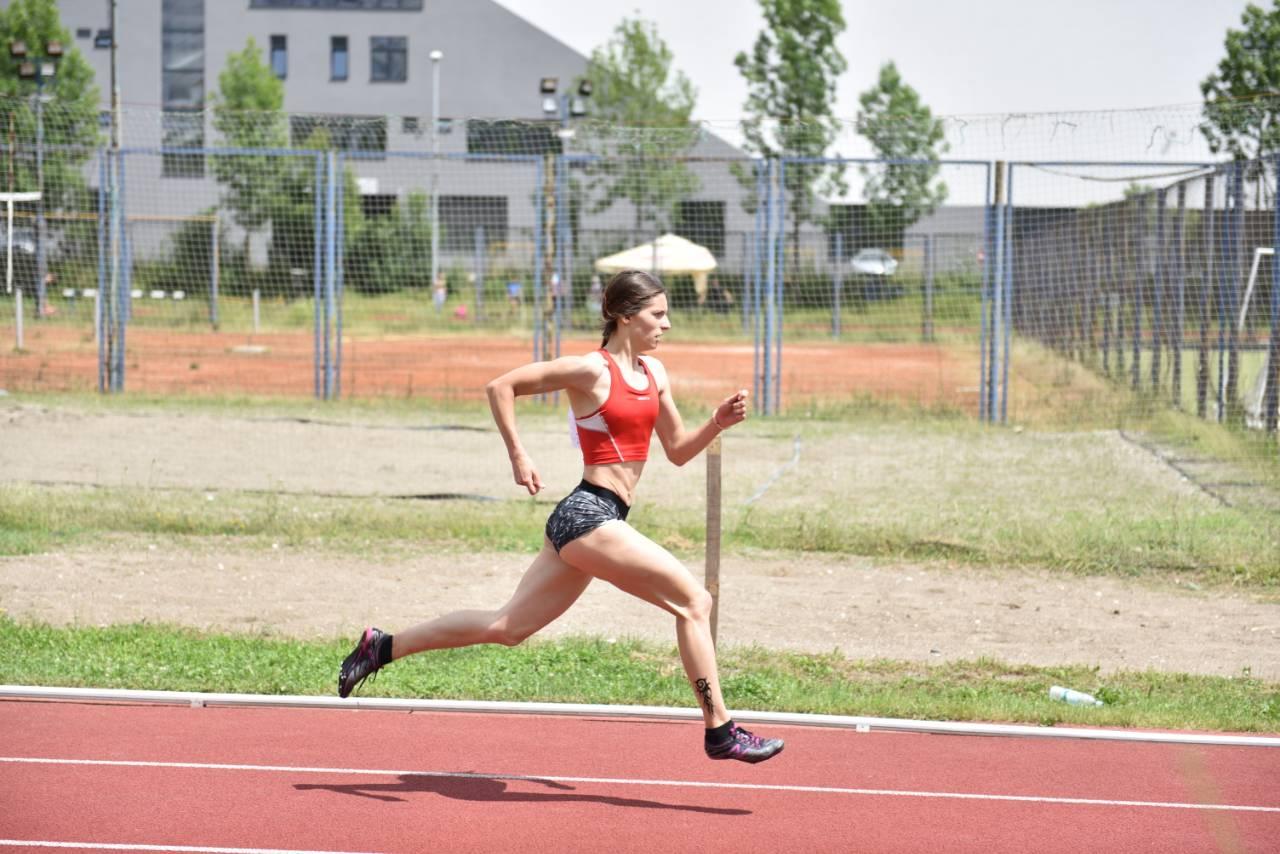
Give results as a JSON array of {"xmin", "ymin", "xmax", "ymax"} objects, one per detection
[
  {"xmin": 0, "ymin": 842, "xmax": 380, "ymax": 854},
  {"xmin": 3, "ymin": 756, "xmax": 1278, "ymax": 814}
]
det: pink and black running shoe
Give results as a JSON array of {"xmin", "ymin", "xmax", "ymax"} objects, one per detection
[
  {"xmin": 705, "ymin": 724, "xmax": 785, "ymax": 763},
  {"xmin": 337, "ymin": 627, "xmax": 386, "ymax": 698}
]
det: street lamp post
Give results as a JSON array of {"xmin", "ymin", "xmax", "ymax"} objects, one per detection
[
  {"xmin": 429, "ymin": 49, "xmax": 442, "ymax": 300},
  {"xmin": 10, "ymin": 39, "xmax": 62, "ymax": 319}
]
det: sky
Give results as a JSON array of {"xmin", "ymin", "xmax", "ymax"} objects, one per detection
[{"xmin": 494, "ymin": 0, "xmax": 1257, "ymax": 170}]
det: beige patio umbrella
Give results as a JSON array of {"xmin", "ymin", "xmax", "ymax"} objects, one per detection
[{"xmin": 593, "ymin": 233, "xmax": 718, "ymax": 303}]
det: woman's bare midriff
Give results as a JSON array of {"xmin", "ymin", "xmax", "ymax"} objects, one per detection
[{"xmin": 583, "ymin": 460, "xmax": 647, "ymax": 506}]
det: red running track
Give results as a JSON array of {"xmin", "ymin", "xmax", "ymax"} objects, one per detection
[{"xmin": 0, "ymin": 699, "xmax": 1277, "ymax": 854}]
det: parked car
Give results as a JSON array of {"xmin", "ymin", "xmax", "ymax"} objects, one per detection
[{"xmin": 850, "ymin": 248, "xmax": 898, "ymax": 276}]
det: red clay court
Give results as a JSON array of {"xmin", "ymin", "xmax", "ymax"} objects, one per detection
[{"xmin": 2, "ymin": 693, "xmax": 1277, "ymax": 853}]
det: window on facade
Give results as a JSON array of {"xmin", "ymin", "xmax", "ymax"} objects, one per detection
[
  {"xmin": 402, "ymin": 116, "xmax": 419, "ymax": 134},
  {"xmin": 270, "ymin": 35, "xmax": 287, "ymax": 79},
  {"xmin": 675, "ymin": 201, "xmax": 726, "ymax": 259},
  {"xmin": 466, "ymin": 120, "xmax": 560, "ymax": 156},
  {"xmin": 251, "ymin": 0, "xmax": 423, "ymax": 9},
  {"xmin": 360, "ymin": 193, "xmax": 396, "ymax": 219},
  {"xmin": 162, "ymin": 109, "xmax": 205, "ymax": 178},
  {"xmin": 290, "ymin": 114, "xmax": 387, "ymax": 155},
  {"xmin": 440, "ymin": 196, "xmax": 508, "ymax": 252},
  {"xmin": 162, "ymin": 0, "xmax": 204, "ymax": 177},
  {"xmin": 370, "ymin": 36, "xmax": 406, "ymax": 82},
  {"xmin": 330, "ymin": 36, "xmax": 348, "ymax": 80}
]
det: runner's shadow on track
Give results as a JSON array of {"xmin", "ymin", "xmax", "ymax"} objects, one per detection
[{"xmin": 295, "ymin": 773, "xmax": 751, "ymax": 815}]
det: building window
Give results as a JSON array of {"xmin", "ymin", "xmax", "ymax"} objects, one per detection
[
  {"xmin": 330, "ymin": 36, "xmax": 348, "ymax": 81},
  {"xmin": 162, "ymin": 0, "xmax": 204, "ymax": 177},
  {"xmin": 440, "ymin": 196, "xmax": 508, "ymax": 252},
  {"xmin": 675, "ymin": 200, "xmax": 726, "ymax": 258},
  {"xmin": 466, "ymin": 119, "xmax": 560, "ymax": 155},
  {"xmin": 290, "ymin": 114, "xmax": 387, "ymax": 156},
  {"xmin": 76, "ymin": 27, "xmax": 92, "ymax": 39},
  {"xmin": 360, "ymin": 193, "xmax": 396, "ymax": 219},
  {"xmin": 270, "ymin": 35, "xmax": 287, "ymax": 79},
  {"xmin": 370, "ymin": 36, "xmax": 406, "ymax": 82},
  {"xmin": 250, "ymin": 0, "xmax": 423, "ymax": 9},
  {"xmin": 162, "ymin": 109, "xmax": 205, "ymax": 178},
  {"xmin": 402, "ymin": 116, "xmax": 419, "ymax": 134}
]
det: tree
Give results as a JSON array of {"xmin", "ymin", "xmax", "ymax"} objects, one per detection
[
  {"xmin": 856, "ymin": 62, "xmax": 948, "ymax": 249},
  {"xmin": 1201, "ymin": 1, "xmax": 1280, "ymax": 165},
  {"xmin": 0, "ymin": 0, "xmax": 101, "ymax": 305},
  {"xmin": 210, "ymin": 38, "xmax": 289, "ymax": 257},
  {"xmin": 579, "ymin": 16, "xmax": 700, "ymax": 237},
  {"xmin": 734, "ymin": 0, "xmax": 847, "ymax": 255}
]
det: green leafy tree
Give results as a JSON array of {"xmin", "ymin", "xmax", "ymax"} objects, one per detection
[
  {"xmin": 1201, "ymin": 1, "xmax": 1280, "ymax": 165},
  {"xmin": 734, "ymin": 0, "xmax": 847, "ymax": 256},
  {"xmin": 579, "ymin": 16, "xmax": 700, "ymax": 236},
  {"xmin": 210, "ymin": 37, "xmax": 289, "ymax": 261},
  {"xmin": 0, "ymin": 0, "xmax": 101, "ymax": 297},
  {"xmin": 856, "ymin": 62, "xmax": 948, "ymax": 249}
]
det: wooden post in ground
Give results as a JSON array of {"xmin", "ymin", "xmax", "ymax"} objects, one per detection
[{"xmin": 705, "ymin": 433, "xmax": 722, "ymax": 645}]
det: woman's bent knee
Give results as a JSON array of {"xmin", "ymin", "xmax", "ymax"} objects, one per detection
[
  {"xmin": 488, "ymin": 619, "xmax": 536, "ymax": 647},
  {"xmin": 683, "ymin": 588, "xmax": 714, "ymax": 624}
]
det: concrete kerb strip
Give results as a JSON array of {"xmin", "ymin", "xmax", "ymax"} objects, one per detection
[{"xmin": 2, "ymin": 685, "xmax": 1278, "ymax": 748}]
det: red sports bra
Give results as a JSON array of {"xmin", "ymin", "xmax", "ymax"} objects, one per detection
[{"xmin": 574, "ymin": 349, "xmax": 659, "ymax": 465}]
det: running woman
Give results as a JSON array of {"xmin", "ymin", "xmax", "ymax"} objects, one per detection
[{"xmin": 338, "ymin": 269, "xmax": 783, "ymax": 764}]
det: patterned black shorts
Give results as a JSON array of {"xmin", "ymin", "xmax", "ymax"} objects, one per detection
[{"xmin": 545, "ymin": 480, "xmax": 631, "ymax": 553}]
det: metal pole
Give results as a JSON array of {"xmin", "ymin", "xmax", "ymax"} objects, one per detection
[
  {"xmin": 324, "ymin": 151, "xmax": 337, "ymax": 399},
  {"xmin": 335, "ymin": 157, "xmax": 346, "ymax": 399},
  {"xmin": 429, "ymin": 50, "xmax": 442, "ymax": 298},
  {"xmin": 312, "ymin": 154, "xmax": 323, "ymax": 399},
  {"xmin": 989, "ymin": 162, "xmax": 1006, "ymax": 423},
  {"xmin": 1268, "ymin": 153, "xmax": 1280, "ymax": 435},
  {"xmin": 1153, "ymin": 190, "xmax": 1166, "ymax": 392},
  {"xmin": 106, "ymin": 0, "xmax": 121, "ymax": 393},
  {"xmin": 832, "ymin": 231, "xmax": 842, "ymax": 338},
  {"xmin": 1001, "ymin": 165, "xmax": 1014, "ymax": 423},
  {"xmin": 34, "ymin": 74, "xmax": 47, "ymax": 319},
  {"xmin": 1226, "ymin": 162, "xmax": 1244, "ymax": 422},
  {"xmin": 1173, "ymin": 183, "xmax": 1187, "ymax": 408},
  {"xmin": 209, "ymin": 213, "xmax": 219, "ymax": 330},
  {"xmin": 762, "ymin": 159, "xmax": 776, "ymax": 416}
]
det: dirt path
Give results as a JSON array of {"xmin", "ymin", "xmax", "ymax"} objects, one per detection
[{"xmin": 1, "ymin": 538, "xmax": 1276, "ymax": 680}]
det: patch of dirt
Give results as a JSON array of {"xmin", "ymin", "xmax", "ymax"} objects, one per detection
[{"xmin": 1, "ymin": 539, "xmax": 1276, "ymax": 680}]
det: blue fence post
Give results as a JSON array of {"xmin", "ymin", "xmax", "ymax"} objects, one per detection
[
  {"xmin": 1153, "ymin": 189, "xmax": 1166, "ymax": 392},
  {"xmin": 533, "ymin": 157, "xmax": 544, "ymax": 368},
  {"xmin": 774, "ymin": 160, "xmax": 786, "ymax": 416},
  {"xmin": 313, "ymin": 153, "xmax": 324, "ymax": 400},
  {"xmin": 979, "ymin": 164, "xmax": 993, "ymax": 422},
  {"xmin": 1001, "ymin": 164, "xmax": 1014, "ymax": 423},
  {"xmin": 115, "ymin": 150, "xmax": 129, "ymax": 392},
  {"xmin": 96, "ymin": 149, "xmax": 107, "ymax": 393},
  {"xmin": 1267, "ymin": 153, "xmax": 1280, "ymax": 436},
  {"xmin": 1173, "ymin": 183, "xmax": 1187, "ymax": 408},
  {"xmin": 1198, "ymin": 175, "xmax": 1214, "ymax": 419},
  {"xmin": 762, "ymin": 158, "xmax": 777, "ymax": 416},
  {"xmin": 335, "ymin": 153, "xmax": 346, "ymax": 399},
  {"xmin": 1130, "ymin": 194, "xmax": 1146, "ymax": 392},
  {"xmin": 747, "ymin": 162, "xmax": 757, "ymax": 414},
  {"xmin": 324, "ymin": 151, "xmax": 339, "ymax": 400}
]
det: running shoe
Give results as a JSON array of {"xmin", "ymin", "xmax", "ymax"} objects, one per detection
[
  {"xmin": 705, "ymin": 724, "xmax": 785, "ymax": 763},
  {"xmin": 337, "ymin": 626, "xmax": 386, "ymax": 698}
]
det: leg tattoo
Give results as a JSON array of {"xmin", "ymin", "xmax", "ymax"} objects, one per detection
[{"xmin": 694, "ymin": 677, "xmax": 715, "ymax": 714}]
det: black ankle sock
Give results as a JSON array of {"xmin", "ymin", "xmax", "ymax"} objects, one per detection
[
  {"xmin": 705, "ymin": 720, "xmax": 735, "ymax": 746},
  {"xmin": 376, "ymin": 633, "xmax": 394, "ymax": 666}
]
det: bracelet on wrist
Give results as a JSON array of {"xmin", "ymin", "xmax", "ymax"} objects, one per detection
[{"xmin": 711, "ymin": 411, "xmax": 725, "ymax": 431}]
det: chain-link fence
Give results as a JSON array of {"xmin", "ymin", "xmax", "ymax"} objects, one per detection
[{"xmin": 0, "ymin": 100, "xmax": 1276, "ymax": 442}]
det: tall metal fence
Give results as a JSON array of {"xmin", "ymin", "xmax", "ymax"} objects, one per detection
[{"xmin": 0, "ymin": 101, "xmax": 1276, "ymax": 446}]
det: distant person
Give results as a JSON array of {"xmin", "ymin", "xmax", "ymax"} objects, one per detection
[
  {"xmin": 707, "ymin": 277, "xmax": 734, "ymax": 315},
  {"xmin": 337, "ymin": 269, "xmax": 783, "ymax": 764},
  {"xmin": 432, "ymin": 272, "xmax": 447, "ymax": 312},
  {"xmin": 506, "ymin": 280, "xmax": 523, "ymax": 311}
]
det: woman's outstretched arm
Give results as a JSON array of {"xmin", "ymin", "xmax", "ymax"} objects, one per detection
[
  {"xmin": 648, "ymin": 358, "xmax": 748, "ymax": 467},
  {"xmin": 485, "ymin": 355, "xmax": 601, "ymax": 494}
]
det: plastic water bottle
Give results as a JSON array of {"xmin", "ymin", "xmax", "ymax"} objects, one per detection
[{"xmin": 1050, "ymin": 685, "xmax": 1104, "ymax": 707}]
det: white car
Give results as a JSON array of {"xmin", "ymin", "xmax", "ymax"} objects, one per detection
[{"xmin": 850, "ymin": 248, "xmax": 898, "ymax": 276}]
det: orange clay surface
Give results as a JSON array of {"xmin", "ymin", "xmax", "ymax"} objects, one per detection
[{"xmin": 1, "ymin": 324, "xmax": 980, "ymax": 411}]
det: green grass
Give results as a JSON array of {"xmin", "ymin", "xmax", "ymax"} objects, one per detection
[{"xmin": 0, "ymin": 619, "xmax": 1274, "ymax": 733}]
